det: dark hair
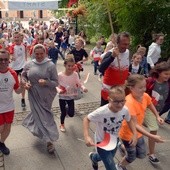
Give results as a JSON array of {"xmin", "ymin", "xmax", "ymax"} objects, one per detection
[
  {"xmin": 117, "ymin": 32, "xmax": 130, "ymax": 44},
  {"xmin": 150, "ymin": 62, "xmax": 170, "ymax": 78}
]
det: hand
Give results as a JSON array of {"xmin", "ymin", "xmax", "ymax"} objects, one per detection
[
  {"xmin": 56, "ymin": 87, "xmax": 66, "ymax": 94},
  {"xmin": 112, "ymin": 47, "xmax": 119, "ymax": 58},
  {"xmin": 84, "ymin": 136, "xmax": 95, "ymax": 147},
  {"xmin": 157, "ymin": 116, "xmax": 164, "ymax": 125},
  {"xmin": 129, "ymin": 135, "xmax": 137, "ymax": 147},
  {"xmin": 25, "ymin": 82, "xmax": 32, "ymax": 90},
  {"xmin": 38, "ymin": 79, "xmax": 47, "ymax": 86},
  {"xmin": 83, "ymin": 88, "xmax": 88, "ymax": 93},
  {"xmin": 12, "ymin": 56, "xmax": 16, "ymax": 61},
  {"xmin": 19, "ymin": 79, "xmax": 26, "ymax": 88},
  {"xmin": 153, "ymin": 135, "xmax": 165, "ymax": 143}
]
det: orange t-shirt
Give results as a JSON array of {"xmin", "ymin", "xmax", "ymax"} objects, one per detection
[{"xmin": 119, "ymin": 93, "xmax": 152, "ymax": 141}]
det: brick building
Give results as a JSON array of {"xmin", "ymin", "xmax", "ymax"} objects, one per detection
[{"xmin": 0, "ymin": 0, "xmax": 53, "ymax": 20}]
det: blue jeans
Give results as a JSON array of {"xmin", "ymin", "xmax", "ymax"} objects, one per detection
[
  {"xmin": 91, "ymin": 146, "xmax": 118, "ymax": 170},
  {"xmin": 93, "ymin": 60, "xmax": 99, "ymax": 74},
  {"xmin": 122, "ymin": 136, "xmax": 146, "ymax": 163}
]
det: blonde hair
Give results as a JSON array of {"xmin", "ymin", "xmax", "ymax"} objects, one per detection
[
  {"xmin": 137, "ymin": 46, "xmax": 146, "ymax": 55},
  {"xmin": 109, "ymin": 85, "xmax": 125, "ymax": 96},
  {"xmin": 33, "ymin": 44, "xmax": 46, "ymax": 53}
]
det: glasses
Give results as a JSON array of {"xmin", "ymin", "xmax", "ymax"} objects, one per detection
[
  {"xmin": 109, "ymin": 98, "xmax": 126, "ymax": 105},
  {"xmin": 0, "ymin": 58, "xmax": 9, "ymax": 62}
]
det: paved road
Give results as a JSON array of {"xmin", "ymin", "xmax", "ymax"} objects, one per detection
[{"xmin": 1, "ymin": 59, "xmax": 170, "ymax": 170}]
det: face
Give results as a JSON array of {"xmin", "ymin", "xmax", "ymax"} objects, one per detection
[
  {"xmin": 137, "ymin": 49, "xmax": 146, "ymax": 57},
  {"xmin": 13, "ymin": 34, "xmax": 21, "ymax": 44},
  {"xmin": 34, "ymin": 48, "xmax": 46, "ymax": 63},
  {"xmin": 108, "ymin": 93, "xmax": 126, "ymax": 112},
  {"xmin": 130, "ymin": 79, "xmax": 146, "ymax": 99},
  {"xmin": 75, "ymin": 40, "xmax": 83, "ymax": 48},
  {"xmin": 133, "ymin": 55, "xmax": 142, "ymax": 64},
  {"xmin": 156, "ymin": 36, "xmax": 164, "ymax": 45},
  {"xmin": 158, "ymin": 70, "xmax": 170, "ymax": 82},
  {"xmin": 118, "ymin": 37, "xmax": 130, "ymax": 53},
  {"xmin": 0, "ymin": 53, "xmax": 10, "ymax": 71},
  {"xmin": 65, "ymin": 61, "xmax": 75, "ymax": 73}
]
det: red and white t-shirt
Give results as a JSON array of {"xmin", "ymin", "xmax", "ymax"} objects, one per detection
[
  {"xmin": 9, "ymin": 43, "xmax": 26, "ymax": 70},
  {"xmin": 0, "ymin": 68, "xmax": 19, "ymax": 113},
  {"xmin": 101, "ymin": 49, "xmax": 129, "ymax": 100}
]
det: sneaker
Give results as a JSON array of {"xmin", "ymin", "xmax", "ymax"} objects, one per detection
[
  {"xmin": 89, "ymin": 152, "xmax": 98, "ymax": 170},
  {"xmin": 148, "ymin": 155, "xmax": 160, "ymax": 164},
  {"xmin": 165, "ymin": 119, "xmax": 170, "ymax": 124},
  {"xmin": 115, "ymin": 163, "xmax": 127, "ymax": 170},
  {"xmin": 118, "ymin": 142, "xmax": 126, "ymax": 157},
  {"xmin": 0, "ymin": 142, "xmax": 10, "ymax": 155},
  {"xmin": 21, "ymin": 98, "xmax": 26, "ymax": 107},
  {"xmin": 60, "ymin": 124, "xmax": 66, "ymax": 132}
]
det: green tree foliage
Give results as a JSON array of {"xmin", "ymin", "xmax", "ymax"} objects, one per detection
[{"xmin": 57, "ymin": 0, "xmax": 170, "ymax": 57}]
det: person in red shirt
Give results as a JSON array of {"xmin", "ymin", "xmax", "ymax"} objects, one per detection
[
  {"xmin": 0, "ymin": 49, "xmax": 24, "ymax": 155},
  {"xmin": 99, "ymin": 32, "xmax": 130, "ymax": 106}
]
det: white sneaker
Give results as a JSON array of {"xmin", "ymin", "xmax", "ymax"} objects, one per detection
[
  {"xmin": 115, "ymin": 163, "xmax": 127, "ymax": 170},
  {"xmin": 60, "ymin": 124, "xmax": 66, "ymax": 132}
]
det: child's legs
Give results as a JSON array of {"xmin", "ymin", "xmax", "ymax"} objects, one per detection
[
  {"xmin": 66, "ymin": 99, "xmax": 75, "ymax": 118},
  {"xmin": 166, "ymin": 110, "xmax": 170, "ymax": 121},
  {"xmin": 59, "ymin": 99, "xmax": 67, "ymax": 124},
  {"xmin": 159, "ymin": 103, "xmax": 170, "ymax": 116},
  {"xmin": 144, "ymin": 109, "xmax": 159, "ymax": 155},
  {"xmin": 97, "ymin": 147, "xmax": 117, "ymax": 170},
  {"xmin": 94, "ymin": 61, "xmax": 99, "ymax": 74},
  {"xmin": 121, "ymin": 137, "xmax": 146, "ymax": 166}
]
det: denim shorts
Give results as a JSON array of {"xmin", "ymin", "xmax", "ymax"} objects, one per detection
[{"xmin": 122, "ymin": 136, "xmax": 146, "ymax": 163}]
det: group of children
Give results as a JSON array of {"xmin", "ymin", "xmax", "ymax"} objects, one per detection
[
  {"xmin": 1, "ymin": 20, "xmax": 170, "ymax": 170},
  {"xmin": 84, "ymin": 33, "xmax": 170, "ymax": 170}
]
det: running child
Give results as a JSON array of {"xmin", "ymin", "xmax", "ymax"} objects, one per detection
[
  {"xmin": 144, "ymin": 61, "xmax": 170, "ymax": 163},
  {"xmin": 83, "ymin": 86, "xmax": 137, "ymax": 170},
  {"xmin": 117, "ymin": 74, "xmax": 165, "ymax": 170},
  {"xmin": 57, "ymin": 55, "xmax": 88, "ymax": 132}
]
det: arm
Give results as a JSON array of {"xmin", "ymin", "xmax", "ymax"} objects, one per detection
[
  {"xmin": 131, "ymin": 115, "xmax": 165, "ymax": 143},
  {"xmin": 44, "ymin": 63, "xmax": 58, "ymax": 88},
  {"xmin": 57, "ymin": 49, "xmax": 65, "ymax": 60},
  {"xmin": 127, "ymin": 117, "xmax": 137, "ymax": 147},
  {"xmin": 98, "ymin": 51, "xmax": 115, "ymax": 75},
  {"xmin": 148, "ymin": 103, "xmax": 164, "ymax": 124},
  {"xmin": 83, "ymin": 116, "xmax": 95, "ymax": 146}
]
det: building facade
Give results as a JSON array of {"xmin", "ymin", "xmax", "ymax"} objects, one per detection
[{"xmin": 0, "ymin": 0, "xmax": 53, "ymax": 20}]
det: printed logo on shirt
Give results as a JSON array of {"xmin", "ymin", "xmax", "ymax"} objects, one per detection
[
  {"xmin": 103, "ymin": 115, "xmax": 125, "ymax": 135},
  {"xmin": 0, "ymin": 77, "xmax": 9, "ymax": 92}
]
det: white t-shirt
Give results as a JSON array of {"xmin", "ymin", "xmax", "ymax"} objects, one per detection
[
  {"xmin": 131, "ymin": 64, "xmax": 139, "ymax": 74},
  {"xmin": 0, "ymin": 68, "xmax": 19, "ymax": 113},
  {"xmin": 147, "ymin": 42, "xmax": 161, "ymax": 67},
  {"xmin": 9, "ymin": 44, "xmax": 26, "ymax": 70},
  {"xmin": 88, "ymin": 104, "xmax": 131, "ymax": 143}
]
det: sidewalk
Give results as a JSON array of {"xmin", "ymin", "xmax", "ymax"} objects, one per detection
[{"xmin": 2, "ymin": 59, "xmax": 170, "ymax": 170}]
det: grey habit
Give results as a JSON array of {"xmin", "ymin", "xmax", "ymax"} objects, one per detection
[{"xmin": 22, "ymin": 58, "xmax": 59, "ymax": 142}]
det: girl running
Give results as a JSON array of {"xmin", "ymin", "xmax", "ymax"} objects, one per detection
[{"xmin": 56, "ymin": 55, "xmax": 88, "ymax": 132}]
